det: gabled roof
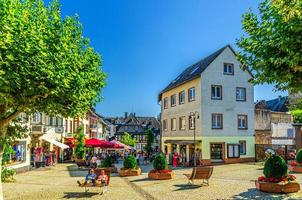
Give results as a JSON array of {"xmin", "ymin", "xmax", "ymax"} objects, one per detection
[
  {"xmin": 158, "ymin": 45, "xmax": 236, "ymax": 101},
  {"xmin": 255, "ymin": 96, "xmax": 289, "ymax": 112}
]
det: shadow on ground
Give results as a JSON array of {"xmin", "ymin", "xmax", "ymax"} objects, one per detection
[
  {"xmin": 173, "ymin": 184, "xmax": 202, "ymax": 191},
  {"xmin": 66, "ymin": 164, "xmax": 88, "ymax": 177},
  {"xmin": 63, "ymin": 192, "xmax": 100, "ymax": 199},
  {"xmin": 130, "ymin": 177, "xmax": 159, "ymax": 183},
  {"xmin": 231, "ymin": 188, "xmax": 292, "ymax": 200}
]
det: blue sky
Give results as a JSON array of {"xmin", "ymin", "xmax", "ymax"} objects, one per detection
[{"xmin": 59, "ymin": 0, "xmax": 287, "ymax": 117}]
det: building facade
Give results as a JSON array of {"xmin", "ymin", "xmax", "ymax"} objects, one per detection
[
  {"xmin": 255, "ymin": 96, "xmax": 295, "ymax": 161},
  {"xmin": 159, "ymin": 45, "xmax": 255, "ymax": 165}
]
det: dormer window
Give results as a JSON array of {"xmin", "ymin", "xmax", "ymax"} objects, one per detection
[{"xmin": 224, "ymin": 63, "xmax": 234, "ymax": 75}]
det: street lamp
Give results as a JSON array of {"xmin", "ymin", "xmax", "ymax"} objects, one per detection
[{"xmin": 190, "ymin": 112, "xmax": 199, "ymax": 167}]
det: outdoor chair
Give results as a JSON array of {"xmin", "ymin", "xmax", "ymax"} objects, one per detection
[{"xmin": 183, "ymin": 166, "xmax": 213, "ymax": 186}]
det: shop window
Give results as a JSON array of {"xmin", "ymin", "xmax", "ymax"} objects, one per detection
[
  {"xmin": 239, "ymin": 140, "xmax": 246, "ymax": 155},
  {"xmin": 227, "ymin": 144, "xmax": 240, "ymax": 158}
]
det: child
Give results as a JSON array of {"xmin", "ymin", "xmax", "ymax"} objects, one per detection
[
  {"xmin": 97, "ymin": 170, "xmax": 108, "ymax": 194},
  {"xmin": 77, "ymin": 168, "xmax": 97, "ymax": 186}
]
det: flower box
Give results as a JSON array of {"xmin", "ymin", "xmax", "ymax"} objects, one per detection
[
  {"xmin": 119, "ymin": 167, "xmax": 142, "ymax": 177},
  {"xmin": 289, "ymin": 162, "xmax": 302, "ymax": 173},
  {"xmin": 255, "ymin": 180, "xmax": 300, "ymax": 193},
  {"xmin": 148, "ymin": 169, "xmax": 174, "ymax": 180}
]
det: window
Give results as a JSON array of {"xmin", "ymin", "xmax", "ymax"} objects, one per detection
[
  {"xmin": 236, "ymin": 87, "xmax": 246, "ymax": 101},
  {"xmin": 239, "ymin": 141, "xmax": 246, "ymax": 155},
  {"xmin": 189, "ymin": 116, "xmax": 195, "ymax": 130},
  {"xmin": 188, "ymin": 87, "xmax": 195, "ymax": 102},
  {"xmin": 163, "ymin": 119, "xmax": 168, "ymax": 131},
  {"xmin": 49, "ymin": 117, "xmax": 53, "ymax": 126},
  {"xmin": 70, "ymin": 121, "xmax": 73, "ymax": 133},
  {"xmin": 171, "ymin": 118, "xmax": 176, "ymax": 131},
  {"xmin": 65, "ymin": 120, "xmax": 68, "ymax": 132},
  {"xmin": 227, "ymin": 144, "xmax": 240, "ymax": 158},
  {"xmin": 238, "ymin": 115, "xmax": 248, "ymax": 129},
  {"xmin": 179, "ymin": 116, "xmax": 186, "ymax": 130},
  {"xmin": 224, "ymin": 63, "xmax": 234, "ymax": 75},
  {"xmin": 163, "ymin": 97, "xmax": 168, "ymax": 109},
  {"xmin": 32, "ymin": 112, "xmax": 41, "ymax": 123},
  {"xmin": 179, "ymin": 91, "xmax": 185, "ymax": 104},
  {"xmin": 212, "ymin": 114, "xmax": 223, "ymax": 129},
  {"xmin": 211, "ymin": 85, "xmax": 222, "ymax": 100},
  {"xmin": 171, "ymin": 94, "xmax": 176, "ymax": 107}
]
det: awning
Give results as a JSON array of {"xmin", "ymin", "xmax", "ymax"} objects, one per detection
[
  {"xmin": 164, "ymin": 140, "xmax": 201, "ymax": 145},
  {"xmin": 40, "ymin": 133, "xmax": 69, "ymax": 149}
]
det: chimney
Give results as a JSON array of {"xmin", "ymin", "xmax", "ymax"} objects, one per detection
[{"xmin": 125, "ymin": 112, "xmax": 128, "ymax": 119}]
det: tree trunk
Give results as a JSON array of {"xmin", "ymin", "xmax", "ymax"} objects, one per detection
[{"xmin": 0, "ymin": 123, "xmax": 8, "ymax": 200}]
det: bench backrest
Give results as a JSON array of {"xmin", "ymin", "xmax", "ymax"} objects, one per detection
[
  {"xmin": 93, "ymin": 168, "xmax": 111, "ymax": 185},
  {"xmin": 190, "ymin": 166, "xmax": 213, "ymax": 180}
]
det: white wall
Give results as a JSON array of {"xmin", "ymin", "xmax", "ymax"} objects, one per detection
[{"xmin": 200, "ymin": 47, "xmax": 254, "ymax": 137}]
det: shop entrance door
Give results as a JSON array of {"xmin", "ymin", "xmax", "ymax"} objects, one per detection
[{"xmin": 210, "ymin": 143, "xmax": 224, "ymax": 163}]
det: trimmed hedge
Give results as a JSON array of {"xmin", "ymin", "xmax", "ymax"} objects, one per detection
[
  {"xmin": 263, "ymin": 155, "xmax": 288, "ymax": 178},
  {"xmin": 101, "ymin": 156, "xmax": 113, "ymax": 168},
  {"xmin": 296, "ymin": 149, "xmax": 302, "ymax": 162},
  {"xmin": 153, "ymin": 154, "xmax": 168, "ymax": 170},
  {"xmin": 124, "ymin": 155, "xmax": 137, "ymax": 169}
]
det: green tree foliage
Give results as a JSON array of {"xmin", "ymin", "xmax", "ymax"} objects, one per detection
[
  {"xmin": 74, "ymin": 126, "xmax": 85, "ymax": 160},
  {"xmin": 153, "ymin": 154, "xmax": 168, "ymax": 170},
  {"xmin": 0, "ymin": 0, "xmax": 106, "ymax": 152},
  {"xmin": 236, "ymin": 0, "xmax": 302, "ymax": 95},
  {"xmin": 263, "ymin": 155, "xmax": 288, "ymax": 178},
  {"xmin": 145, "ymin": 129, "xmax": 154, "ymax": 154},
  {"xmin": 120, "ymin": 132, "xmax": 137, "ymax": 147},
  {"xmin": 296, "ymin": 149, "xmax": 302, "ymax": 163},
  {"xmin": 291, "ymin": 110, "xmax": 302, "ymax": 123},
  {"xmin": 124, "ymin": 155, "xmax": 137, "ymax": 169}
]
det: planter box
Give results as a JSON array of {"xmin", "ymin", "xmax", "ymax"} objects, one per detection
[
  {"xmin": 148, "ymin": 171, "xmax": 174, "ymax": 180},
  {"xmin": 255, "ymin": 181, "xmax": 300, "ymax": 193},
  {"xmin": 119, "ymin": 167, "xmax": 141, "ymax": 177},
  {"xmin": 289, "ymin": 165, "xmax": 302, "ymax": 173}
]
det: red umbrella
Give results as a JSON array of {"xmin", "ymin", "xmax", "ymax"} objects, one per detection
[{"xmin": 85, "ymin": 138, "xmax": 106, "ymax": 147}]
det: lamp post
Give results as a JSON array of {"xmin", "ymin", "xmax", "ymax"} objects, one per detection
[{"xmin": 190, "ymin": 112, "xmax": 199, "ymax": 167}]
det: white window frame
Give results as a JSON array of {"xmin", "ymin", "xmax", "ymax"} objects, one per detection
[
  {"xmin": 227, "ymin": 144, "xmax": 240, "ymax": 158},
  {"xmin": 211, "ymin": 85, "xmax": 222, "ymax": 100},
  {"xmin": 179, "ymin": 91, "xmax": 185, "ymax": 104},
  {"xmin": 224, "ymin": 63, "xmax": 234, "ymax": 75},
  {"xmin": 32, "ymin": 112, "xmax": 41, "ymax": 124},
  {"xmin": 212, "ymin": 114, "xmax": 223, "ymax": 129},
  {"xmin": 238, "ymin": 115, "xmax": 248, "ymax": 129},
  {"xmin": 163, "ymin": 97, "xmax": 168, "ymax": 109},
  {"xmin": 188, "ymin": 87, "xmax": 195, "ymax": 102},
  {"xmin": 179, "ymin": 116, "xmax": 186, "ymax": 130},
  {"xmin": 236, "ymin": 87, "xmax": 246, "ymax": 101},
  {"xmin": 171, "ymin": 94, "xmax": 176, "ymax": 107}
]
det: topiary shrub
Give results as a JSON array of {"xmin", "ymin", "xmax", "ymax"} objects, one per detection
[
  {"xmin": 263, "ymin": 155, "xmax": 288, "ymax": 179},
  {"xmin": 101, "ymin": 156, "xmax": 113, "ymax": 168},
  {"xmin": 124, "ymin": 155, "xmax": 137, "ymax": 169},
  {"xmin": 153, "ymin": 154, "xmax": 168, "ymax": 170},
  {"xmin": 296, "ymin": 149, "xmax": 302, "ymax": 163}
]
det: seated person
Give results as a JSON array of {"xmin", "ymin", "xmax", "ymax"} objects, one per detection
[
  {"xmin": 97, "ymin": 169, "xmax": 108, "ymax": 194},
  {"xmin": 77, "ymin": 168, "xmax": 97, "ymax": 186}
]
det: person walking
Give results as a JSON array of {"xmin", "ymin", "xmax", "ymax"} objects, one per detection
[{"xmin": 173, "ymin": 152, "xmax": 178, "ymax": 168}]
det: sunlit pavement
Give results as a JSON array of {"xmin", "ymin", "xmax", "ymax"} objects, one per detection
[{"xmin": 3, "ymin": 162, "xmax": 302, "ymax": 200}]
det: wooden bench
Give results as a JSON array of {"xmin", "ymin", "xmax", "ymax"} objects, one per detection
[
  {"xmin": 183, "ymin": 166, "xmax": 213, "ymax": 186},
  {"xmin": 79, "ymin": 168, "xmax": 111, "ymax": 193}
]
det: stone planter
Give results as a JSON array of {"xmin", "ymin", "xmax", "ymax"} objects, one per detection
[
  {"xmin": 289, "ymin": 165, "xmax": 302, "ymax": 173},
  {"xmin": 119, "ymin": 167, "xmax": 142, "ymax": 177},
  {"xmin": 255, "ymin": 181, "xmax": 300, "ymax": 193},
  {"xmin": 148, "ymin": 170, "xmax": 174, "ymax": 180}
]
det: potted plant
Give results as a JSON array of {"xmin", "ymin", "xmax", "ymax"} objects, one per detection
[
  {"xmin": 256, "ymin": 155, "xmax": 300, "ymax": 193},
  {"xmin": 289, "ymin": 149, "xmax": 302, "ymax": 173},
  {"xmin": 119, "ymin": 155, "xmax": 141, "ymax": 177},
  {"xmin": 148, "ymin": 154, "xmax": 174, "ymax": 180},
  {"xmin": 99, "ymin": 156, "xmax": 117, "ymax": 173},
  {"xmin": 74, "ymin": 126, "xmax": 87, "ymax": 167}
]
